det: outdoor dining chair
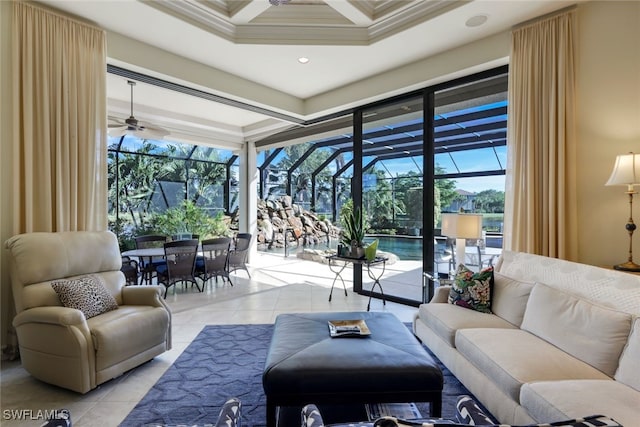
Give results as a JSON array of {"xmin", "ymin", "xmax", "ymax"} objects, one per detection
[
  {"xmin": 156, "ymin": 239, "xmax": 201, "ymax": 298},
  {"xmin": 449, "ymin": 238, "xmax": 495, "ymax": 273},
  {"xmin": 120, "ymin": 255, "xmax": 140, "ymax": 286},
  {"xmin": 228, "ymin": 233, "xmax": 252, "ymax": 278},
  {"xmin": 134, "ymin": 234, "xmax": 168, "ymax": 285},
  {"xmin": 196, "ymin": 237, "xmax": 233, "ymax": 287}
]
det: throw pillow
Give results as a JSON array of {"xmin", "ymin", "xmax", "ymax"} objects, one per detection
[
  {"xmin": 214, "ymin": 397, "xmax": 241, "ymax": 427},
  {"xmin": 51, "ymin": 275, "xmax": 118, "ymax": 319},
  {"xmin": 448, "ymin": 264, "xmax": 494, "ymax": 313},
  {"xmin": 41, "ymin": 409, "xmax": 71, "ymax": 427},
  {"xmin": 41, "ymin": 409, "xmax": 72, "ymax": 427},
  {"xmin": 456, "ymin": 395, "xmax": 495, "ymax": 424}
]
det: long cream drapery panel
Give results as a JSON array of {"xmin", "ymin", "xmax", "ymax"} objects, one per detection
[
  {"xmin": 503, "ymin": 9, "xmax": 578, "ymax": 260},
  {"xmin": 11, "ymin": 1, "xmax": 107, "ymax": 233}
]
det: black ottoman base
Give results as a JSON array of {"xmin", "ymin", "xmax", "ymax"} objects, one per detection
[{"xmin": 262, "ymin": 312, "xmax": 443, "ymax": 427}]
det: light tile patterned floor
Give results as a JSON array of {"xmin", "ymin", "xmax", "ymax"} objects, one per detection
[{"xmin": 0, "ymin": 252, "xmax": 421, "ymax": 427}]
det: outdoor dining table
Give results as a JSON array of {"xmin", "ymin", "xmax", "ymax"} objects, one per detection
[
  {"xmin": 122, "ymin": 245, "xmax": 207, "ymax": 285},
  {"xmin": 121, "ymin": 247, "xmax": 166, "ymax": 285},
  {"xmin": 122, "ymin": 247, "xmax": 165, "ymax": 259}
]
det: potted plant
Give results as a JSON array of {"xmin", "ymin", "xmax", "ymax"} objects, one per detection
[{"xmin": 340, "ymin": 205, "xmax": 366, "ymax": 258}]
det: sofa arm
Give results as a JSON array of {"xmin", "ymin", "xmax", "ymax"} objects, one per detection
[
  {"xmin": 121, "ymin": 285, "xmax": 165, "ymax": 306},
  {"xmin": 13, "ymin": 306, "xmax": 86, "ymax": 327},
  {"xmin": 121, "ymin": 285, "xmax": 172, "ymax": 350},
  {"xmin": 12, "ymin": 306, "xmax": 94, "ymax": 393},
  {"xmin": 431, "ymin": 285, "xmax": 451, "ymax": 303}
]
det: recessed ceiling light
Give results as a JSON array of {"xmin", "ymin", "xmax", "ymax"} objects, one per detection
[
  {"xmin": 298, "ymin": 57, "xmax": 310, "ymax": 64},
  {"xmin": 465, "ymin": 15, "xmax": 488, "ymax": 28}
]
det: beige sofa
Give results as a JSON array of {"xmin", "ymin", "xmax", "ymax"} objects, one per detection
[
  {"xmin": 5, "ymin": 231, "xmax": 172, "ymax": 393},
  {"xmin": 413, "ymin": 250, "xmax": 640, "ymax": 426}
]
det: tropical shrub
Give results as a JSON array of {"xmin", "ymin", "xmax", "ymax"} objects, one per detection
[{"xmin": 152, "ymin": 200, "xmax": 231, "ymax": 239}]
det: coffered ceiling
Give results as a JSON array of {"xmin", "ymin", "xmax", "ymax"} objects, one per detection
[
  {"xmin": 38, "ymin": 0, "xmax": 578, "ymax": 149},
  {"xmin": 143, "ymin": 0, "xmax": 470, "ymax": 46}
]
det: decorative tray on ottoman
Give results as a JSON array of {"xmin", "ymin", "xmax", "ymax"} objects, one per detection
[{"xmin": 328, "ymin": 319, "xmax": 371, "ymax": 337}]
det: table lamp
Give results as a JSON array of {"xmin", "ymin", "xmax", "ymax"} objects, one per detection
[
  {"xmin": 606, "ymin": 152, "xmax": 640, "ymax": 272},
  {"xmin": 441, "ymin": 213, "xmax": 483, "ymax": 269}
]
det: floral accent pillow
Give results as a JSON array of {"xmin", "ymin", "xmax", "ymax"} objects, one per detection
[
  {"xmin": 51, "ymin": 275, "xmax": 118, "ymax": 319},
  {"xmin": 448, "ymin": 264, "xmax": 494, "ymax": 313}
]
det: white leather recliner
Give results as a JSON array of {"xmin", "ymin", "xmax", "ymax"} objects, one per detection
[{"xmin": 5, "ymin": 231, "xmax": 172, "ymax": 393}]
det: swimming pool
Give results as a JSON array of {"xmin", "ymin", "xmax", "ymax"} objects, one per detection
[
  {"xmin": 367, "ymin": 235, "xmax": 502, "ymax": 260},
  {"xmin": 261, "ymin": 234, "xmax": 502, "ymax": 261},
  {"xmin": 367, "ymin": 235, "xmax": 423, "ymax": 260}
]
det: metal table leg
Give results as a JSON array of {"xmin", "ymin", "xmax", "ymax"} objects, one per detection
[
  {"xmin": 366, "ymin": 259, "xmax": 386, "ymax": 311},
  {"xmin": 328, "ymin": 258, "xmax": 348, "ymax": 301}
]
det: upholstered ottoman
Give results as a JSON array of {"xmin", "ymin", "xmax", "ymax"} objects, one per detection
[{"xmin": 262, "ymin": 312, "xmax": 443, "ymax": 427}]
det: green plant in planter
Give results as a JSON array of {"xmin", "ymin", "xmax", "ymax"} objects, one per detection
[{"xmin": 340, "ymin": 204, "xmax": 366, "ymax": 257}]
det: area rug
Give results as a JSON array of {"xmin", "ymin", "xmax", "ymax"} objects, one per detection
[{"xmin": 120, "ymin": 323, "xmax": 490, "ymax": 427}]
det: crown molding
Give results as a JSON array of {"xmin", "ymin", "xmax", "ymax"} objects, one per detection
[{"xmin": 142, "ymin": 0, "xmax": 469, "ymax": 46}]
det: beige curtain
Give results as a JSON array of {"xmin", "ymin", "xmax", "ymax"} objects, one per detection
[
  {"xmin": 503, "ymin": 9, "xmax": 578, "ymax": 260},
  {"xmin": 11, "ymin": 1, "xmax": 107, "ymax": 233},
  {"xmin": 4, "ymin": 1, "xmax": 107, "ymax": 359}
]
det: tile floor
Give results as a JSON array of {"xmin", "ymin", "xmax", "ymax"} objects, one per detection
[{"xmin": 0, "ymin": 252, "xmax": 421, "ymax": 427}]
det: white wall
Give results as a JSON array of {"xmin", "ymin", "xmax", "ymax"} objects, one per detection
[{"xmin": 576, "ymin": 1, "xmax": 640, "ymax": 267}]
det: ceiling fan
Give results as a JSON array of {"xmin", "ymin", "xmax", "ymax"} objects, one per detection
[{"xmin": 108, "ymin": 80, "xmax": 170, "ymax": 139}]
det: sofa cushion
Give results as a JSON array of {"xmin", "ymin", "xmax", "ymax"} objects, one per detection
[
  {"xmin": 87, "ymin": 305, "xmax": 170, "ymax": 371},
  {"xmin": 455, "ymin": 328, "xmax": 610, "ymax": 402},
  {"xmin": 496, "ymin": 250, "xmax": 640, "ymax": 316},
  {"xmin": 448, "ymin": 264, "xmax": 494, "ymax": 313},
  {"xmin": 615, "ymin": 317, "xmax": 640, "ymax": 391},
  {"xmin": 418, "ymin": 303, "xmax": 516, "ymax": 347},
  {"xmin": 51, "ymin": 275, "xmax": 118, "ymax": 319},
  {"xmin": 491, "ymin": 272, "xmax": 535, "ymax": 327},
  {"xmin": 520, "ymin": 379, "xmax": 636, "ymax": 427},
  {"xmin": 521, "ymin": 283, "xmax": 632, "ymax": 377}
]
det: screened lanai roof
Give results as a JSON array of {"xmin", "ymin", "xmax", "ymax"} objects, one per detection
[
  {"xmin": 256, "ymin": 101, "xmax": 507, "ymax": 180},
  {"xmin": 324, "ymin": 101, "xmax": 506, "ymax": 169},
  {"xmin": 255, "ymin": 73, "xmax": 508, "ymax": 179},
  {"xmin": 109, "ymin": 135, "xmax": 238, "ymax": 164},
  {"xmin": 109, "ymin": 72, "xmax": 507, "ymax": 184}
]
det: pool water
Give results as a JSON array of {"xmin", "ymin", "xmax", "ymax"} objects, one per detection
[
  {"xmin": 261, "ymin": 234, "xmax": 501, "ymax": 261},
  {"xmin": 366, "ymin": 236, "xmax": 423, "ymax": 260},
  {"xmin": 366, "ymin": 235, "xmax": 502, "ymax": 260}
]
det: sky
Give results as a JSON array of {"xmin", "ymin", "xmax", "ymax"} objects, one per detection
[{"xmin": 375, "ymin": 148, "xmax": 506, "ymax": 194}]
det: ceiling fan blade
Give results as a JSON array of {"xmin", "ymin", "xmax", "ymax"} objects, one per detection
[
  {"xmin": 136, "ymin": 120, "xmax": 170, "ymax": 137},
  {"xmin": 108, "ymin": 117, "xmax": 127, "ymax": 128},
  {"xmin": 138, "ymin": 126, "xmax": 170, "ymax": 139},
  {"xmin": 108, "ymin": 126, "xmax": 127, "ymax": 137}
]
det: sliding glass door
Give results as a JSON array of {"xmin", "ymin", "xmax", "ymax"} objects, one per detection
[
  {"xmin": 433, "ymin": 71, "xmax": 508, "ymax": 279},
  {"xmin": 353, "ymin": 66, "xmax": 508, "ymax": 306},
  {"xmin": 358, "ymin": 96, "xmax": 426, "ymax": 305},
  {"xmin": 252, "ymin": 66, "xmax": 508, "ymax": 307}
]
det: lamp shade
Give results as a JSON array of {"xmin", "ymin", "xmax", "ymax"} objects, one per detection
[
  {"xmin": 441, "ymin": 213, "xmax": 483, "ymax": 239},
  {"xmin": 606, "ymin": 153, "xmax": 640, "ymax": 188}
]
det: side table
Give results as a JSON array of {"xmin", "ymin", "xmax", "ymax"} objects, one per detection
[{"xmin": 326, "ymin": 255, "xmax": 389, "ymax": 311}]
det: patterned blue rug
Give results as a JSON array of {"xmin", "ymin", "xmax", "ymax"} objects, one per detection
[{"xmin": 120, "ymin": 323, "xmax": 487, "ymax": 426}]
